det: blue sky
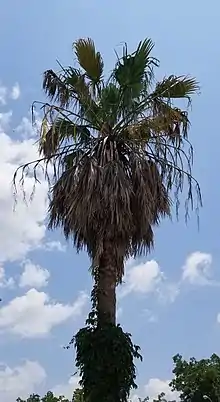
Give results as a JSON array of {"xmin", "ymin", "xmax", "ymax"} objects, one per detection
[{"xmin": 0, "ymin": 0, "xmax": 220, "ymax": 400}]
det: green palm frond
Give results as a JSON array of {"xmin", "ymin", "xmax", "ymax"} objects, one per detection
[
  {"xmin": 39, "ymin": 117, "xmax": 91, "ymax": 158},
  {"xmin": 154, "ymin": 75, "xmax": 199, "ymax": 100},
  {"xmin": 134, "ymin": 38, "xmax": 159, "ymax": 79},
  {"xmin": 98, "ymin": 84, "xmax": 121, "ymax": 126},
  {"xmin": 64, "ymin": 68, "xmax": 101, "ymax": 126},
  {"xmin": 73, "ymin": 38, "xmax": 104, "ymax": 83},
  {"xmin": 113, "ymin": 38, "xmax": 159, "ymax": 104},
  {"xmin": 43, "ymin": 69, "xmax": 72, "ymax": 107},
  {"xmin": 114, "ymin": 38, "xmax": 158, "ymax": 88}
]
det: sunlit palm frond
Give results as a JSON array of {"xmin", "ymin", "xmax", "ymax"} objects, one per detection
[
  {"xmin": 134, "ymin": 38, "xmax": 159, "ymax": 80},
  {"xmin": 114, "ymin": 38, "xmax": 158, "ymax": 88},
  {"xmin": 154, "ymin": 75, "xmax": 199, "ymax": 100},
  {"xmin": 113, "ymin": 38, "xmax": 159, "ymax": 109},
  {"xmin": 73, "ymin": 38, "xmax": 104, "ymax": 84}
]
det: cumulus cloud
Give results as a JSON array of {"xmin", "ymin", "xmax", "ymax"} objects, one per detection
[
  {"xmin": 0, "ymin": 113, "xmax": 48, "ymax": 263},
  {"xmin": 132, "ymin": 378, "xmax": 179, "ymax": 402},
  {"xmin": 0, "ymin": 266, "xmax": 14, "ymax": 289},
  {"xmin": 52, "ymin": 375, "xmax": 80, "ymax": 399},
  {"xmin": 181, "ymin": 252, "xmax": 215, "ymax": 286},
  {"xmin": 10, "ymin": 83, "xmax": 20, "ymax": 100},
  {"xmin": 121, "ymin": 260, "xmax": 164, "ymax": 297},
  {"xmin": 144, "ymin": 378, "xmax": 179, "ymax": 401},
  {"xmin": 15, "ymin": 111, "xmax": 42, "ymax": 139},
  {"xmin": 0, "ymin": 360, "xmax": 46, "ymax": 402},
  {"xmin": 121, "ymin": 251, "xmax": 216, "ymax": 306},
  {"xmin": 0, "ymin": 288, "xmax": 88, "ymax": 338},
  {"xmin": 19, "ymin": 260, "xmax": 50, "ymax": 288},
  {"xmin": 0, "ymin": 111, "xmax": 12, "ymax": 130},
  {"xmin": 120, "ymin": 259, "xmax": 179, "ymax": 303}
]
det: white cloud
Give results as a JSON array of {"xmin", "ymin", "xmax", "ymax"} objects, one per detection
[
  {"xmin": 131, "ymin": 378, "xmax": 179, "ymax": 402},
  {"xmin": 0, "ymin": 84, "xmax": 7, "ymax": 105},
  {"xmin": 0, "ymin": 266, "xmax": 14, "ymax": 289},
  {"xmin": 181, "ymin": 252, "xmax": 214, "ymax": 286},
  {"xmin": 144, "ymin": 378, "xmax": 179, "ymax": 401},
  {"xmin": 52, "ymin": 375, "xmax": 80, "ymax": 399},
  {"xmin": 0, "ymin": 111, "xmax": 12, "ymax": 130},
  {"xmin": 0, "ymin": 115, "xmax": 48, "ymax": 263},
  {"xmin": 0, "ymin": 360, "xmax": 46, "ymax": 402},
  {"xmin": 120, "ymin": 259, "xmax": 179, "ymax": 303},
  {"xmin": 19, "ymin": 260, "xmax": 50, "ymax": 288},
  {"xmin": 0, "ymin": 288, "xmax": 88, "ymax": 338},
  {"xmin": 15, "ymin": 111, "xmax": 42, "ymax": 139},
  {"xmin": 0, "ymin": 82, "xmax": 21, "ymax": 105},
  {"xmin": 10, "ymin": 83, "xmax": 20, "ymax": 100},
  {"xmin": 43, "ymin": 240, "xmax": 67, "ymax": 252},
  {"xmin": 121, "ymin": 260, "xmax": 164, "ymax": 297}
]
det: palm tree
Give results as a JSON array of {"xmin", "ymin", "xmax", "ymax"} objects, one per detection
[
  {"xmin": 14, "ymin": 37, "xmax": 201, "ymax": 402},
  {"xmin": 15, "ymin": 37, "xmax": 201, "ymax": 327}
]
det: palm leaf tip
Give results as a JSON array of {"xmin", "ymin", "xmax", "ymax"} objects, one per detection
[
  {"xmin": 155, "ymin": 75, "xmax": 200, "ymax": 99},
  {"xmin": 73, "ymin": 38, "xmax": 104, "ymax": 82}
]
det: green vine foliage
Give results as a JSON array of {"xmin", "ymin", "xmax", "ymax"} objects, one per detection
[
  {"xmin": 68, "ymin": 266, "xmax": 142, "ymax": 402},
  {"xmin": 74, "ymin": 322, "xmax": 142, "ymax": 402}
]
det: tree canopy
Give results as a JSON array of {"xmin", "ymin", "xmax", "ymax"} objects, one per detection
[
  {"xmin": 16, "ymin": 388, "xmax": 84, "ymax": 402},
  {"xmin": 170, "ymin": 353, "xmax": 220, "ymax": 402},
  {"xmin": 14, "ymin": 37, "xmax": 201, "ymax": 284},
  {"xmin": 17, "ymin": 353, "xmax": 220, "ymax": 402}
]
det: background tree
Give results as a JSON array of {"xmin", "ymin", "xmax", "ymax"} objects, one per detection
[
  {"xmin": 16, "ymin": 391, "xmax": 70, "ymax": 402},
  {"xmin": 138, "ymin": 391, "xmax": 176, "ymax": 402},
  {"xmin": 14, "ymin": 38, "xmax": 201, "ymax": 402},
  {"xmin": 170, "ymin": 353, "xmax": 220, "ymax": 402}
]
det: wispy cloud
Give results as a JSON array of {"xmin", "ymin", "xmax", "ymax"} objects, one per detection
[
  {"xmin": 0, "ymin": 82, "xmax": 21, "ymax": 105},
  {"xmin": 10, "ymin": 83, "xmax": 20, "ymax": 100},
  {"xmin": 0, "ymin": 84, "xmax": 7, "ymax": 105}
]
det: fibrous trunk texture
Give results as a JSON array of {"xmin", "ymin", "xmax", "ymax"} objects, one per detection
[{"xmin": 96, "ymin": 241, "xmax": 117, "ymax": 325}]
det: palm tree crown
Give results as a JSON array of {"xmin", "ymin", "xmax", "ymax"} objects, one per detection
[{"xmin": 16, "ymin": 38, "xmax": 201, "ymax": 283}]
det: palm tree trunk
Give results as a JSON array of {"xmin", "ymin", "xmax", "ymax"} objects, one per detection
[{"xmin": 96, "ymin": 241, "xmax": 117, "ymax": 325}]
